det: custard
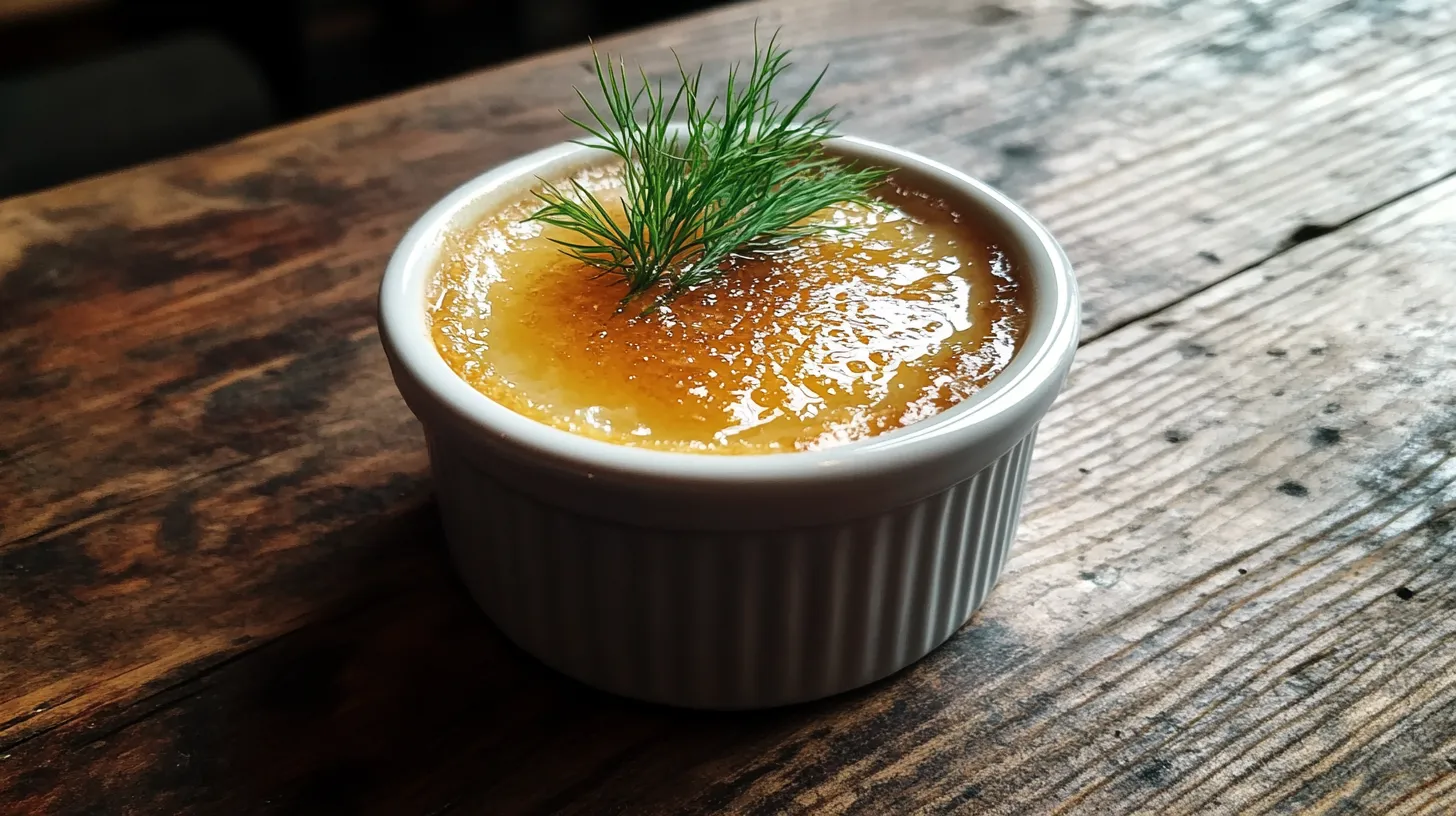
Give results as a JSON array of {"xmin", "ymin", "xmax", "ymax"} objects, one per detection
[{"xmin": 427, "ymin": 164, "xmax": 1026, "ymax": 454}]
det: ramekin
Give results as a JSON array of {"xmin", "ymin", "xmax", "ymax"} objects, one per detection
[{"xmin": 378, "ymin": 134, "xmax": 1079, "ymax": 709}]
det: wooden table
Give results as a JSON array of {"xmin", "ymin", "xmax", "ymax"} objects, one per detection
[{"xmin": 3, "ymin": 0, "xmax": 1453, "ymax": 812}]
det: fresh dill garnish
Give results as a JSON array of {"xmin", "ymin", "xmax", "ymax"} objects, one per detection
[{"xmin": 527, "ymin": 31, "xmax": 887, "ymax": 310}]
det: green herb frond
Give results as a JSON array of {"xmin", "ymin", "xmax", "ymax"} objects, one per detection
[{"xmin": 527, "ymin": 30, "xmax": 887, "ymax": 309}]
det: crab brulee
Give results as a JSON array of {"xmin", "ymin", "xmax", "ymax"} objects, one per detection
[{"xmin": 426, "ymin": 164, "xmax": 1027, "ymax": 454}]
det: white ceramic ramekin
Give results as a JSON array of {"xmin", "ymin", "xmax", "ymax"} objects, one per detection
[{"xmin": 378, "ymin": 134, "xmax": 1078, "ymax": 709}]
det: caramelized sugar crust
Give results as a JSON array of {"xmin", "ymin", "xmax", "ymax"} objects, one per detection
[{"xmin": 428, "ymin": 164, "xmax": 1025, "ymax": 454}]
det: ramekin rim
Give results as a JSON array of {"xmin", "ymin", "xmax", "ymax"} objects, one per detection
[{"xmin": 377, "ymin": 133, "xmax": 1078, "ymax": 486}]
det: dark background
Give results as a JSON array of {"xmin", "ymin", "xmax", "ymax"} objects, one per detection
[{"xmin": 0, "ymin": 0, "xmax": 728, "ymax": 197}]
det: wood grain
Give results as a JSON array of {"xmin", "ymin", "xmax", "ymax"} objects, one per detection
[{"xmin": 1, "ymin": 0, "xmax": 1454, "ymax": 812}]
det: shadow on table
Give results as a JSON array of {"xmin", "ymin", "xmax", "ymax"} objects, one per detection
[{"xmin": 181, "ymin": 498, "xmax": 875, "ymax": 813}]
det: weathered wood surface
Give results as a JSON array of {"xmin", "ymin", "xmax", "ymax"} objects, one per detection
[{"xmin": 1, "ymin": 0, "xmax": 1454, "ymax": 812}]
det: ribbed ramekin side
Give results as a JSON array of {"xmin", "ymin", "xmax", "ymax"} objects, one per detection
[{"xmin": 429, "ymin": 429, "xmax": 1038, "ymax": 709}]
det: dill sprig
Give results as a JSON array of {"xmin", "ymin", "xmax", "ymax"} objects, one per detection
[{"xmin": 527, "ymin": 31, "xmax": 887, "ymax": 309}]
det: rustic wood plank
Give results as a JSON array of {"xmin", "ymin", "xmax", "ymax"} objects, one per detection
[
  {"xmin": 3, "ymin": 120, "xmax": 1453, "ymax": 816},
  {"xmin": 2, "ymin": 0, "xmax": 1455, "ymax": 811},
  {"xmin": 4, "ymin": 0, "xmax": 1454, "ymax": 553}
]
